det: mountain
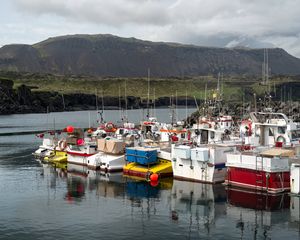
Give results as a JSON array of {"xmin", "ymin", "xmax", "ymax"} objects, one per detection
[{"xmin": 1, "ymin": 34, "xmax": 300, "ymax": 77}]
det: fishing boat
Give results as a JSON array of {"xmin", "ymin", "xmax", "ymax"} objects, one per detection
[
  {"xmin": 190, "ymin": 115, "xmax": 240, "ymax": 145},
  {"xmin": 123, "ymin": 146, "xmax": 173, "ymax": 180},
  {"xmin": 140, "ymin": 118, "xmax": 187, "ymax": 145},
  {"xmin": 241, "ymin": 112, "xmax": 300, "ymax": 147},
  {"xmin": 86, "ymin": 137, "xmax": 126, "ymax": 171},
  {"xmin": 225, "ymin": 148, "xmax": 293, "ymax": 193},
  {"xmin": 67, "ymin": 142, "xmax": 97, "ymax": 166},
  {"xmin": 66, "ymin": 127, "xmax": 98, "ymax": 167},
  {"xmin": 33, "ymin": 131, "xmax": 58, "ymax": 159},
  {"xmin": 172, "ymin": 144, "xmax": 236, "ymax": 183}
]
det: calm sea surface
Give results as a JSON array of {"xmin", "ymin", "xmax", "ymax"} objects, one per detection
[{"xmin": 0, "ymin": 109, "xmax": 299, "ymax": 240}]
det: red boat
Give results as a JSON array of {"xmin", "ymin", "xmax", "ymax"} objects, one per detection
[{"xmin": 225, "ymin": 148, "xmax": 293, "ymax": 193}]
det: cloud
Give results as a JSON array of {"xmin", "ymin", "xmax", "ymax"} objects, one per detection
[
  {"xmin": 12, "ymin": 0, "xmax": 172, "ymax": 26},
  {"xmin": 8, "ymin": 0, "xmax": 300, "ymax": 57}
]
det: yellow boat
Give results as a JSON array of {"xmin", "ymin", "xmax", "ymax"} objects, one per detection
[
  {"xmin": 123, "ymin": 159, "xmax": 173, "ymax": 180},
  {"xmin": 44, "ymin": 150, "xmax": 68, "ymax": 163}
]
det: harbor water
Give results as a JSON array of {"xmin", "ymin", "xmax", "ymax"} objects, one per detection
[{"xmin": 0, "ymin": 109, "xmax": 300, "ymax": 239}]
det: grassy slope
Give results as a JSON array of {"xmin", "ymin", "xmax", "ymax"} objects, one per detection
[{"xmin": 1, "ymin": 71, "xmax": 299, "ymax": 101}]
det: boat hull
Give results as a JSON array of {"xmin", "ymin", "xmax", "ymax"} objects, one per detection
[
  {"xmin": 87, "ymin": 152, "xmax": 125, "ymax": 171},
  {"xmin": 44, "ymin": 150, "xmax": 67, "ymax": 163},
  {"xmin": 225, "ymin": 167, "xmax": 290, "ymax": 193},
  {"xmin": 67, "ymin": 151, "xmax": 95, "ymax": 167},
  {"xmin": 172, "ymin": 159, "xmax": 227, "ymax": 183},
  {"xmin": 123, "ymin": 159, "xmax": 173, "ymax": 180}
]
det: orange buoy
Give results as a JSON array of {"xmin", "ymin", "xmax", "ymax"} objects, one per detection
[
  {"xmin": 66, "ymin": 125, "xmax": 74, "ymax": 133},
  {"xmin": 87, "ymin": 128, "xmax": 93, "ymax": 134},
  {"xmin": 150, "ymin": 173, "xmax": 159, "ymax": 182}
]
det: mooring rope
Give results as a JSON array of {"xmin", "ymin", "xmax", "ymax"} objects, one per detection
[{"xmin": 0, "ymin": 153, "xmax": 33, "ymax": 160}]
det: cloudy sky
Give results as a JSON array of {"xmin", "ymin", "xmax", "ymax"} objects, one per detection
[{"xmin": 1, "ymin": 0, "xmax": 300, "ymax": 57}]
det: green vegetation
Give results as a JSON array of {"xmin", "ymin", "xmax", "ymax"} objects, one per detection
[{"xmin": 1, "ymin": 71, "xmax": 299, "ymax": 101}]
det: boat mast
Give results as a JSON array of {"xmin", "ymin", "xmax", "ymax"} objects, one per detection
[
  {"xmin": 153, "ymin": 87, "xmax": 156, "ymax": 117},
  {"xmin": 185, "ymin": 89, "xmax": 188, "ymax": 122},
  {"xmin": 124, "ymin": 79, "xmax": 128, "ymax": 122},
  {"xmin": 175, "ymin": 90, "xmax": 178, "ymax": 122},
  {"xmin": 147, "ymin": 68, "xmax": 150, "ymax": 119},
  {"xmin": 61, "ymin": 93, "xmax": 65, "ymax": 111},
  {"xmin": 204, "ymin": 83, "xmax": 207, "ymax": 104},
  {"xmin": 118, "ymin": 85, "xmax": 122, "ymax": 121},
  {"xmin": 95, "ymin": 89, "xmax": 98, "ymax": 111},
  {"xmin": 101, "ymin": 89, "xmax": 105, "ymax": 123}
]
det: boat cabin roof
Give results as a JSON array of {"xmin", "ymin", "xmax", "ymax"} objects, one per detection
[{"xmin": 260, "ymin": 148, "xmax": 295, "ymax": 157}]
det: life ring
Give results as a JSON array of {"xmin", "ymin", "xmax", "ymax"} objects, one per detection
[
  {"xmin": 199, "ymin": 120, "xmax": 212, "ymax": 128},
  {"xmin": 241, "ymin": 120, "xmax": 252, "ymax": 136},
  {"xmin": 135, "ymin": 134, "xmax": 140, "ymax": 140},
  {"xmin": 105, "ymin": 122, "xmax": 114, "ymax": 129},
  {"xmin": 58, "ymin": 140, "xmax": 67, "ymax": 150},
  {"xmin": 276, "ymin": 136, "xmax": 286, "ymax": 143}
]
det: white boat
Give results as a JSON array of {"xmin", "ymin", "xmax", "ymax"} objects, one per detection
[
  {"xmin": 191, "ymin": 115, "xmax": 240, "ymax": 145},
  {"xmin": 86, "ymin": 151, "xmax": 125, "ymax": 171},
  {"xmin": 172, "ymin": 144, "xmax": 235, "ymax": 183},
  {"xmin": 67, "ymin": 143, "xmax": 97, "ymax": 166},
  {"xmin": 86, "ymin": 137, "xmax": 126, "ymax": 171},
  {"xmin": 241, "ymin": 112, "xmax": 300, "ymax": 147},
  {"xmin": 169, "ymin": 114, "xmax": 239, "ymax": 183},
  {"xmin": 33, "ymin": 133, "xmax": 58, "ymax": 159}
]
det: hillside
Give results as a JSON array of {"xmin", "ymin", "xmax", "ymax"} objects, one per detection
[{"xmin": 1, "ymin": 34, "xmax": 300, "ymax": 77}]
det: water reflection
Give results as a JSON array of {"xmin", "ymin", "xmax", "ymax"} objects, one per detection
[
  {"xmin": 35, "ymin": 161, "xmax": 300, "ymax": 239},
  {"xmin": 226, "ymin": 187, "xmax": 290, "ymax": 211},
  {"xmin": 226, "ymin": 187, "xmax": 292, "ymax": 240},
  {"xmin": 171, "ymin": 180, "xmax": 227, "ymax": 236}
]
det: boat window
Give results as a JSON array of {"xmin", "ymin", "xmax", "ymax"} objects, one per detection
[
  {"xmin": 291, "ymin": 130, "xmax": 300, "ymax": 140},
  {"xmin": 269, "ymin": 129, "xmax": 274, "ymax": 136},
  {"xmin": 70, "ymin": 145, "xmax": 80, "ymax": 151},
  {"xmin": 278, "ymin": 127, "xmax": 286, "ymax": 134},
  {"xmin": 210, "ymin": 131, "xmax": 215, "ymax": 139},
  {"xmin": 119, "ymin": 129, "xmax": 124, "ymax": 134}
]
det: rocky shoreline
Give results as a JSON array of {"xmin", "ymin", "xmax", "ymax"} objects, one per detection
[
  {"xmin": 1, "ymin": 79, "xmax": 300, "ymax": 121},
  {"xmin": 0, "ymin": 79, "xmax": 197, "ymax": 115}
]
